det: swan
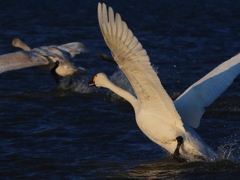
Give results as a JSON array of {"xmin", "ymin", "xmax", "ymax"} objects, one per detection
[
  {"xmin": 89, "ymin": 3, "xmax": 240, "ymax": 162},
  {"xmin": 0, "ymin": 38, "xmax": 87, "ymax": 85}
]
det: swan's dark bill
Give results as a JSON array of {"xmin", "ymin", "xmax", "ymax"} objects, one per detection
[{"xmin": 88, "ymin": 75, "xmax": 97, "ymax": 87}]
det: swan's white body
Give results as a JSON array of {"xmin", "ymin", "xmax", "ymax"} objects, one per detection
[
  {"xmin": 95, "ymin": 3, "xmax": 240, "ymax": 161},
  {"xmin": 0, "ymin": 38, "xmax": 87, "ymax": 77}
]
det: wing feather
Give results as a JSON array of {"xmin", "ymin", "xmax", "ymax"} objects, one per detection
[
  {"xmin": 0, "ymin": 51, "xmax": 49, "ymax": 74},
  {"xmin": 121, "ymin": 22, "xmax": 129, "ymax": 43}
]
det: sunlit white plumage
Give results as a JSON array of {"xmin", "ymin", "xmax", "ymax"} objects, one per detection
[
  {"xmin": 9, "ymin": 38, "xmax": 87, "ymax": 77},
  {"xmin": 174, "ymin": 53, "xmax": 240, "ymax": 128},
  {"xmin": 92, "ymin": 3, "xmax": 222, "ymax": 162}
]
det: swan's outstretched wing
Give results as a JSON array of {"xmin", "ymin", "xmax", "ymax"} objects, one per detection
[
  {"xmin": 174, "ymin": 53, "xmax": 240, "ymax": 128},
  {"xmin": 0, "ymin": 51, "xmax": 49, "ymax": 74},
  {"xmin": 98, "ymin": 3, "xmax": 182, "ymax": 125},
  {"xmin": 55, "ymin": 42, "xmax": 88, "ymax": 58}
]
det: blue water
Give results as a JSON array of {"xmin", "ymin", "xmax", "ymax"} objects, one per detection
[{"xmin": 0, "ymin": 0, "xmax": 240, "ymax": 179}]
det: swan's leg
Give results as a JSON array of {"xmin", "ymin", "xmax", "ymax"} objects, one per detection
[
  {"xmin": 50, "ymin": 61, "xmax": 60, "ymax": 85},
  {"xmin": 173, "ymin": 136, "xmax": 186, "ymax": 162}
]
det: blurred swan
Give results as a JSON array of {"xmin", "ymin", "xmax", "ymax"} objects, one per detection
[
  {"xmin": 0, "ymin": 38, "xmax": 88, "ymax": 85},
  {"xmin": 89, "ymin": 3, "xmax": 240, "ymax": 162},
  {"xmin": 12, "ymin": 38, "xmax": 31, "ymax": 51}
]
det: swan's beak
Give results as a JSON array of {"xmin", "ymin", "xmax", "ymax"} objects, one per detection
[
  {"xmin": 88, "ymin": 81, "xmax": 95, "ymax": 87},
  {"xmin": 88, "ymin": 75, "xmax": 97, "ymax": 87}
]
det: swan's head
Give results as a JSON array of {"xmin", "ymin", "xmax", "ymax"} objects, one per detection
[
  {"xmin": 12, "ymin": 38, "xmax": 31, "ymax": 51},
  {"xmin": 89, "ymin": 73, "xmax": 110, "ymax": 88}
]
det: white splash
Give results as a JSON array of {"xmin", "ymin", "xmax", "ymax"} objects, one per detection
[
  {"xmin": 216, "ymin": 132, "xmax": 240, "ymax": 163},
  {"xmin": 73, "ymin": 79, "xmax": 94, "ymax": 93},
  {"xmin": 217, "ymin": 145, "xmax": 236, "ymax": 162}
]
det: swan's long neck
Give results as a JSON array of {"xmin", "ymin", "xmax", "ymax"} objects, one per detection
[{"xmin": 103, "ymin": 79, "xmax": 139, "ymax": 113}]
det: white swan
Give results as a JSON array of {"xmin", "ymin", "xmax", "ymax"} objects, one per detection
[
  {"xmin": 89, "ymin": 3, "xmax": 240, "ymax": 162},
  {"xmin": 0, "ymin": 38, "xmax": 87, "ymax": 84}
]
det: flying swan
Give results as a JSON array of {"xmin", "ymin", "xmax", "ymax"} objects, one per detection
[
  {"xmin": 89, "ymin": 3, "xmax": 240, "ymax": 162},
  {"xmin": 0, "ymin": 38, "xmax": 87, "ymax": 85}
]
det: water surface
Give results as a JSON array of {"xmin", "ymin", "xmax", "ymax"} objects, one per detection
[{"xmin": 0, "ymin": 0, "xmax": 240, "ymax": 179}]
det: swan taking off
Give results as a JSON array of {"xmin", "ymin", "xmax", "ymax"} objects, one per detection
[
  {"xmin": 0, "ymin": 38, "xmax": 87, "ymax": 85},
  {"xmin": 89, "ymin": 3, "xmax": 240, "ymax": 162}
]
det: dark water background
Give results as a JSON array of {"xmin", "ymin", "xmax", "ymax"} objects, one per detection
[{"xmin": 0, "ymin": 0, "xmax": 240, "ymax": 179}]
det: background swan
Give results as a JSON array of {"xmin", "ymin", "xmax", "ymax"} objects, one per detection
[
  {"xmin": 0, "ymin": 38, "xmax": 87, "ymax": 85},
  {"xmin": 88, "ymin": 3, "xmax": 237, "ymax": 162}
]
